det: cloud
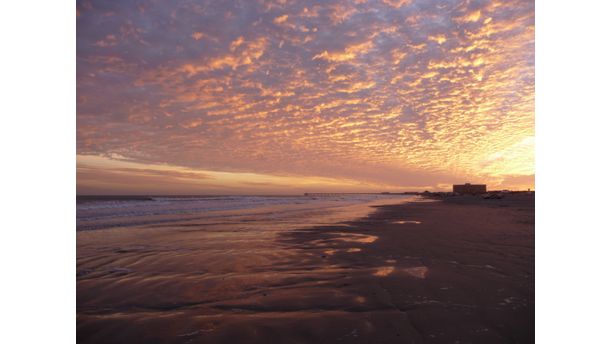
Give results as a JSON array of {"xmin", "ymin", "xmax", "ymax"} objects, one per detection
[
  {"xmin": 273, "ymin": 14, "xmax": 288, "ymax": 25},
  {"xmin": 77, "ymin": 0, "xmax": 535, "ymax": 192},
  {"xmin": 382, "ymin": 0, "xmax": 412, "ymax": 9},
  {"xmin": 76, "ymin": 155, "xmax": 409, "ymax": 195},
  {"xmin": 428, "ymin": 34, "xmax": 446, "ymax": 44},
  {"xmin": 230, "ymin": 36, "xmax": 244, "ymax": 51},
  {"xmin": 179, "ymin": 118, "xmax": 203, "ymax": 129},
  {"xmin": 191, "ymin": 32, "xmax": 204, "ymax": 41},
  {"xmin": 94, "ymin": 34, "xmax": 117, "ymax": 47},
  {"xmin": 312, "ymin": 40, "xmax": 374, "ymax": 62}
]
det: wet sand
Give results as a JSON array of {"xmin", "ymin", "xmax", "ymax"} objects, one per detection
[{"xmin": 77, "ymin": 194, "xmax": 534, "ymax": 343}]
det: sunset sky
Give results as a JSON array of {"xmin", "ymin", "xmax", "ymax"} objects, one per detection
[{"xmin": 77, "ymin": 0, "xmax": 534, "ymax": 195}]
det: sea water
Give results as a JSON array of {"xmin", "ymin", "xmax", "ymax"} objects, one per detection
[{"xmin": 76, "ymin": 194, "xmax": 416, "ymax": 231}]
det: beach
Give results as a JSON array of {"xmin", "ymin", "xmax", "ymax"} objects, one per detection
[{"xmin": 77, "ymin": 193, "xmax": 534, "ymax": 343}]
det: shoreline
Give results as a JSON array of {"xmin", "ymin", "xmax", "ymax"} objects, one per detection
[
  {"xmin": 77, "ymin": 193, "xmax": 534, "ymax": 343},
  {"xmin": 76, "ymin": 194, "xmax": 414, "ymax": 231}
]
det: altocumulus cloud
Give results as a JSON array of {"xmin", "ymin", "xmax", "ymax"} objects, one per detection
[{"xmin": 77, "ymin": 0, "xmax": 534, "ymax": 191}]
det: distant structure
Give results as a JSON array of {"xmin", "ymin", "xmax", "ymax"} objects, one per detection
[{"xmin": 453, "ymin": 183, "xmax": 486, "ymax": 194}]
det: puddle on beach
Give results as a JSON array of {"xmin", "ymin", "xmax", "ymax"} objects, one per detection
[
  {"xmin": 392, "ymin": 220, "xmax": 422, "ymax": 224},
  {"xmin": 329, "ymin": 232, "xmax": 379, "ymax": 243},
  {"xmin": 311, "ymin": 233, "xmax": 378, "ymax": 248},
  {"xmin": 373, "ymin": 266, "xmax": 395, "ymax": 277},
  {"xmin": 372, "ymin": 265, "xmax": 428, "ymax": 278},
  {"xmin": 323, "ymin": 247, "xmax": 364, "ymax": 256}
]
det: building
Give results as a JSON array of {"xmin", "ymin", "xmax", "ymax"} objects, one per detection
[{"xmin": 453, "ymin": 183, "xmax": 486, "ymax": 194}]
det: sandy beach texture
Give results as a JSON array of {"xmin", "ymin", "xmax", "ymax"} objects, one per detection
[{"xmin": 77, "ymin": 193, "xmax": 534, "ymax": 343}]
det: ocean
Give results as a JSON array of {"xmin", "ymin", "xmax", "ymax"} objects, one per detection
[{"xmin": 76, "ymin": 194, "xmax": 417, "ymax": 231}]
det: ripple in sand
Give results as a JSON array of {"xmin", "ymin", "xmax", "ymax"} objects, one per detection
[{"xmin": 105, "ymin": 267, "xmax": 132, "ymax": 276}]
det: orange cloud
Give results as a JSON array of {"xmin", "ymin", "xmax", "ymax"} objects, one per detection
[
  {"xmin": 180, "ymin": 118, "xmax": 203, "ymax": 129},
  {"xmin": 191, "ymin": 32, "xmax": 204, "ymax": 41},
  {"xmin": 467, "ymin": 10, "xmax": 482, "ymax": 22},
  {"xmin": 382, "ymin": 0, "xmax": 412, "ymax": 9},
  {"xmin": 273, "ymin": 14, "xmax": 288, "ymax": 24},
  {"xmin": 428, "ymin": 34, "xmax": 446, "ymax": 44},
  {"xmin": 313, "ymin": 40, "xmax": 373, "ymax": 62},
  {"xmin": 78, "ymin": 0, "xmax": 535, "ymax": 192},
  {"xmin": 230, "ymin": 36, "xmax": 244, "ymax": 51}
]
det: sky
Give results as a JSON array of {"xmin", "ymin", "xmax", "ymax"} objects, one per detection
[{"xmin": 77, "ymin": 0, "xmax": 534, "ymax": 195}]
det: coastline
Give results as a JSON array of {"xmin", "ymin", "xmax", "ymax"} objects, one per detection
[
  {"xmin": 76, "ymin": 194, "xmax": 413, "ymax": 231},
  {"xmin": 77, "ymin": 193, "xmax": 534, "ymax": 343}
]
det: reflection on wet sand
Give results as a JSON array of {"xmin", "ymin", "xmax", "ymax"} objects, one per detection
[
  {"xmin": 373, "ymin": 266, "xmax": 395, "ymax": 277},
  {"xmin": 323, "ymin": 247, "xmax": 364, "ymax": 256},
  {"xmin": 404, "ymin": 266, "xmax": 428, "ymax": 279},
  {"xmin": 329, "ymin": 232, "xmax": 379, "ymax": 243},
  {"xmin": 392, "ymin": 220, "xmax": 422, "ymax": 224},
  {"xmin": 77, "ymin": 197, "xmax": 413, "ymax": 343}
]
